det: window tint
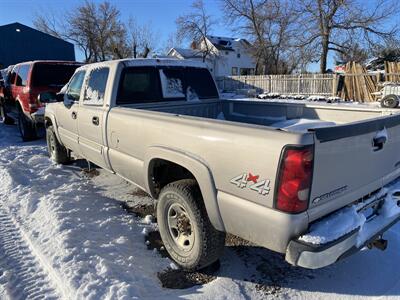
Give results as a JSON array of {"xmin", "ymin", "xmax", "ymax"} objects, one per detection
[
  {"xmin": 66, "ymin": 71, "xmax": 86, "ymax": 101},
  {"xmin": 16, "ymin": 64, "xmax": 30, "ymax": 87},
  {"xmin": 31, "ymin": 64, "xmax": 80, "ymax": 88},
  {"xmin": 116, "ymin": 66, "xmax": 218, "ymax": 105},
  {"xmin": 117, "ymin": 67, "xmax": 161, "ymax": 105},
  {"xmin": 84, "ymin": 68, "xmax": 109, "ymax": 106},
  {"xmin": 184, "ymin": 68, "xmax": 219, "ymax": 100}
]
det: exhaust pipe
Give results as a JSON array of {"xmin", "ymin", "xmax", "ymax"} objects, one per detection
[{"xmin": 368, "ymin": 238, "xmax": 388, "ymax": 251}]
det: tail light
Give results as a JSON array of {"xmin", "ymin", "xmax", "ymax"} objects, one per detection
[{"xmin": 275, "ymin": 145, "xmax": 314, "ymax": 213}]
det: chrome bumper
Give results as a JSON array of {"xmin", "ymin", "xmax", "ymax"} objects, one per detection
[{"xmin": 286, "ymin": 180, "xmax": 400, "ymax": 269}]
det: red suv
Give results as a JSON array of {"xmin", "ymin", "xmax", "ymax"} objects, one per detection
[{"xmin": 0, "ymin": 61, "xmax": 82, "ymax": 141}]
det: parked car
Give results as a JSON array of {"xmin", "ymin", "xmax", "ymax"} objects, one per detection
[
  {"xmin": 0, "ymin": 60, "xmax": 82, "ymax": 140},
  {"xmin": 44, "ymin": 58, "xmax": 400, "ymax": 271}
]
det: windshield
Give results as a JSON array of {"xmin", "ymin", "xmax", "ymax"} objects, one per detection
[{"xmin": 31, "ymin": 64, "xmax": 81, "ymax": 88}]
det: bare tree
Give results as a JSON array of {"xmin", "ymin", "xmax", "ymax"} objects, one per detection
[
  {"xmin": 126, "ymin": 17, "xmax": 158, "ymax": 58},
  {"xmin": 163, "ymin": 32, "xmax": 181, "ymax": 55},
  {"xmin": 295, "ymin": 0, "xmax": 399, "ymax": 73},
  {"xmin": 221, "ymin": 0, "xmax": 308, "ymax": 74},
  {"xmin": 335, "ymin": 42, "xmax": 369, "ymax": 65},
  {"xmin": 176, "ymin": 0, "xmax": 215, "ymax": 62},
  {"xmin": 34, "ymin": 1, "xmax": 129, "ymax": 62}
]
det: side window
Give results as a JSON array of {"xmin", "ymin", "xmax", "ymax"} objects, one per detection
[
  {"xmin": 66, "ymin": 71, "xmax": 86, "ymax": 101},
  {"xmin": 116, "ymin": 67, "xmax": 161, "ymax": 105},
  {"xmin": 16, "ymin": 64, "xmax": 30, "ymax": 87},
  {"xmin": 9, "ymin": 69, "xmax": 17, "ymax": 85},
  {"xmin": 83, "ymin": 68, "xmax": 109, "ymax": 106}
]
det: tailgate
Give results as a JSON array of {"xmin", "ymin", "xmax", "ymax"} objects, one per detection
[{"xmin": 308, "ymin": 114, "xmax": 400, "ymax": 219}]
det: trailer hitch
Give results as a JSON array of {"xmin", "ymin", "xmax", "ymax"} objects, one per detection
[{"xmin": 368, "ymin": 238, "xmax": 388, "ymax": 251}]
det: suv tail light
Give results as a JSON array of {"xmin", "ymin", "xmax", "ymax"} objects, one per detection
[{"xmin": 275, "ymin": 146, "xmax": 314, "ymax": 213}]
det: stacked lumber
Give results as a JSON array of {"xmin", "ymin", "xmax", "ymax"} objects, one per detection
[
  {"xmin": 339, "ymin": 62, "xmax": 376, "ymax": 102},
  {"xmin": 384, "ymin": 61, "xmax": 400, "ymax": 82}
]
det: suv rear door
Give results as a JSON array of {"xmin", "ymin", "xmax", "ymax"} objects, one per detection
[{"xmin": 11, "ymin": 64, "xmax": 31, "ymax": 112}]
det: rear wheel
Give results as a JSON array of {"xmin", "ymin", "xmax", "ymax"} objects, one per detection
[
  {"xmin": 157, "ymin": 179, "xmax": 225, "ymax": 271},
  {"xmin": 381, "ymin": 94, "xmax": 399, "ymax": 108},
  {"xmin": 18, "ymin": 109, "xmax": 37, "ymax": 141},
  {"xmin": 46, "ymin": 125, "xmax": 70, "ymax": 164}
]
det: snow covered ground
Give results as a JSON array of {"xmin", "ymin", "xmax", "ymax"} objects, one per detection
[{"xmin": 1, "ymin": 122, "xmax": 400, "ymax": 299}]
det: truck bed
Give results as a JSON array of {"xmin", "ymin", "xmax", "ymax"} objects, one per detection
[{"xmin": 129, "ymin": 99, "xmax": 397, "ymax": 133}]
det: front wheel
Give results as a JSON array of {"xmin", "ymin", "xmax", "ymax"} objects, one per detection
[
  {"xmin": 46, "ymin": 125, "xmax": 70, "ymax": 164},
  {"xmin": 157, "ymin": 179, "xmax": 225, "ymax": 271}
]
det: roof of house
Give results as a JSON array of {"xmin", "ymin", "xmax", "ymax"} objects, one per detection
[
  {"xmin": 168, "ymin": 48, "xmax": 203, "ymax": 59},
  {"xmin": 206, "ymin": 35, "xmax": 251, "ymax": 51}
]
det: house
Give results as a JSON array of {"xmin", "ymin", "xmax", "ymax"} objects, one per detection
[
  {"xmin": 167, "ymin": 35, "xmax": 256, "ymax": 77},
  {"xmin": 0, "ymin": 22, "xmax": 75, "ymax": 68}
]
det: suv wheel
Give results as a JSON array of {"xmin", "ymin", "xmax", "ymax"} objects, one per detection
[
  {"xmin": 18, "ymin": 109, "xmax": 37, "ymax": 141},
  {"xmin": 46, "ymin": 125, "xmax": 70, "ymax": 164},
  {"xmin": 157, "ymin": 179, "xmax": 225, "ymax": 271}
]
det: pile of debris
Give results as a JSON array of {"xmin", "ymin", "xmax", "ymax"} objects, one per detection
[
  {"xmin": 338, "ymin": 62, "xmax": 377, "ymax": 102},
  {"xmin": 384, "ymin": 61, "xmax": 400, "ymax": 82}
]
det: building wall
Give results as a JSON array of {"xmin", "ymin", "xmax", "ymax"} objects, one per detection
[
  {"xmin": 200, "ymin": 39, "xmax": 255, "ymax": 77},
  {"xmin": 0, "ymin": 23, "xmax": 75, "ymax": 68}
]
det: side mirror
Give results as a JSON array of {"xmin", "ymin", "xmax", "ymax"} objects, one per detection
[{"xmin": 38, "ymin": 92, "xmax": 57, "ymax": 104}]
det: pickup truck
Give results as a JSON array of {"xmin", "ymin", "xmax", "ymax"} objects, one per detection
[{"xmin": 44, "ymin": 58, "xmax": 400, "ymax": 271}]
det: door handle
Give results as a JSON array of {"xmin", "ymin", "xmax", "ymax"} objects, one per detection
[
  {"xmin": 373, "ymin": 135, "xmax": 386, "ymax": 151},
  {"xmin": 92, "ymin": 116, "xmax": 99, "ymax": 126},
  {"xmin": 71, "ymin": 111, "xmax": 77, "ymax": 119}
]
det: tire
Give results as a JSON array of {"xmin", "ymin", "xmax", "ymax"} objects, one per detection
[
  {"xmin": 17, "ymin": 109, "xmax": 37, "ymax": 141},
  {"xmin": 381, "ymin": 94, "xmax": 399, "ymax": 108},
  {"xmin": 0, "ymin": 99, "xmax": 14, "ymax": 125},
  {"xmin": 46, "ymin": 125, "xmax": 70, "ymax": 164},
  {"xmin": 157, "ymin": 179, "xmax": 225, "ymax": 271}
]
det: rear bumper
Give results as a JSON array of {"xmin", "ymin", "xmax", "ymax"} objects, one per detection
[{"xmin": 286, "ymin": 182, "xmax": 400, "ymax": 269}]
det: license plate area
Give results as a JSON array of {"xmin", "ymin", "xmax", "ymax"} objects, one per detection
[{"xmin": 357, "ymin": 195, "xmax": 385, "ymax": 221}]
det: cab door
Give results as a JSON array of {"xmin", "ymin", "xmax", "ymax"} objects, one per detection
[
  {"xmin": 77, "ymin": 67, "xmax": 110, "ymax": 169},
  {"xmin": 56, "ymin": 70, "xmax": 86, "ymax": 155}
]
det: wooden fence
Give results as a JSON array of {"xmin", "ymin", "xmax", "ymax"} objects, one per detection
[{"xmin": 216, "ymin": 74, "xmax": 336, "ymax": 96}]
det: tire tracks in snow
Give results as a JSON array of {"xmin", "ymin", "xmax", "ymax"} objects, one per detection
[{"xmin": 0, "ymin": 205, "xmax": 74, "ymax": 300}]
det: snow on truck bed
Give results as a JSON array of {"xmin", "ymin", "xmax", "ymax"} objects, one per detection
[{"xmin": 1, "ymin": 123, "xmax": 400, "ymax": 299}]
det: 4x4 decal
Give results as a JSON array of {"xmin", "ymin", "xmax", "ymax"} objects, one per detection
[{"xmin": 230, "ymin": 172, "xmax": 271, "ymax": 196}]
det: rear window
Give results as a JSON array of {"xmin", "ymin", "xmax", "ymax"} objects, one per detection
[
  {"xmin": 116, "ymin": 66, "xmax": 218, "ymax": 105},
  {"xmin": 31, "ymin": 64, "xmax": 80, "ymax": 88},
  {"xmin": 117, "ymin": 67, "xmax": 161, "ymax": 105}
]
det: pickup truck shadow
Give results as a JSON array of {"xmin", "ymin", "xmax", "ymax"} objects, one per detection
[{"xmin": 216, "ymin": 232, "xmax": 400, "ymax": 298}]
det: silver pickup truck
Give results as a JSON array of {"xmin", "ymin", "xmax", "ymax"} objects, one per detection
[{"xmin": 43, "ymin": 59, "xmax": 400, "ymax": 271}]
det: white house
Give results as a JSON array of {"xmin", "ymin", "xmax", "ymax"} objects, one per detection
[{"xmin": 167, "ymin": 35, "xmax": 256, "ymax": 77}]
